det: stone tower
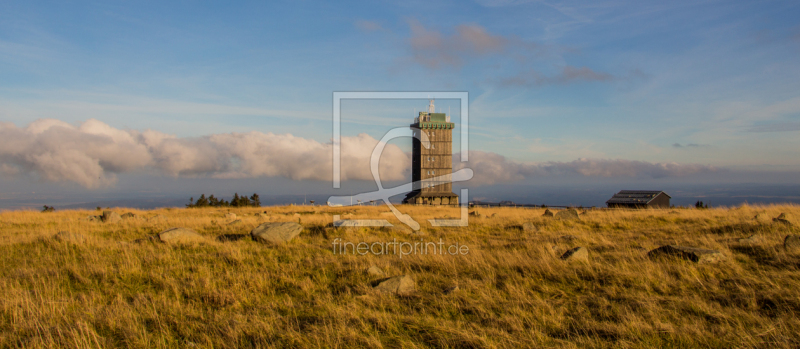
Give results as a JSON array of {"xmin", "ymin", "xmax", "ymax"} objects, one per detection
[{"xmin": 403, "ymin": 100, "xmax": 459, "ymax": 205}]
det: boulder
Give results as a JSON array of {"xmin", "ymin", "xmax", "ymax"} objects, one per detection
[
  {"xmin": 53, "ymin": 231, "xmax": 86, "ymax": 244},
  {"xmin": 367, "ymin": 265, "xmax": 384, "ymax": 277},
  {"xmin": 158, "ymin": 227, "xmax": 206, "ymax": 244},
  {"xmin": 225, "ymin": 213, "xmax": 237, "ymax": 220},
  {"xmin": 373, "ymin": 275, "xmax": 415, "ymax": 295},
  {"xmin": 443, "ymin": 285, "xmax": 459, "ymax": 295},
  {"xmin": 774, "ymin": 213, "xmax": 793, "ymax": 226},
  {"xmin": 101, "ymin": 211, "xmax": 121, "ymax": 223},
  {"xmin": 250, "ymin": 222, "xmax": 303, "ymax": 244},
  {"xmin": 754, "ymin": 213, "xmax": 772, "ymax": 223},
  {"xmin": 121, "ymin": 212, "xmax": 139, "ymax": 219},
  {"xmin": 542, "ymin": 209, "xmax": 554, "ymax": 217},
  {"xmin": 148, "ymin": 215, "xmax": 166, "ymax": 222},
  {"xmin": 736, "ymin": 234, "xmax": 762, "ymax": 244},
  {"xmin": 522, "ymin": 222, "xmax": 538, "ymax": 232},
  {"xmin": 555, "ymin": 209, "xmax": 581, "ymax": 221},
  {"xmin": 785, "ymin": 235, "xmax": 800, "ymax": 251},
  {"xmin": 560, "ymin": 247, "xmax": 588, "ymax": 262},
  {"xmin": 647, "ymin": 245, "xmax": 725, "ymax": 263}
]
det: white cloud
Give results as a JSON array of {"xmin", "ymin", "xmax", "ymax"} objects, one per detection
[
  {"xmin": 454, "ymin": 151, "xmax": 721, "ymax": 186},
  {"xmin": 0, "ymin": 118, "xmax": 409, "ymax": 188}
]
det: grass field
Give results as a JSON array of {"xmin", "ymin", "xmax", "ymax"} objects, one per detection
[{"xmin": 1, "ymin": 204, "xmax": 799, "ymax": 348}]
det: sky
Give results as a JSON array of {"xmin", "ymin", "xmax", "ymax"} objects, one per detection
[{"xmin": 1, "ymin": 0, "xmax": 800, "ymax": 208}]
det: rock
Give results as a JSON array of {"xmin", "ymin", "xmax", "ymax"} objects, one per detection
[
  {"xmin": 522, "ymin": 222, "xmax": 538, "ymax": 232},
  {"xmin": 53, "ymin": 231, "xmax": 86, "ymax": 243},
  {"xmin": 121, "ymin": 212, "xmax": 139, "ymax": 219},
  {"xmin": 647, "ymin": 245, "xmax": 725, "ymax": 263},
  {"xmin": 225, "ymin": 213, "xmax": 237, "ymax": 220},
  {"xmin": 754, "ymin": 213, "xmax": 772, "ymax": 223},
  {"xmin": 148, "ymin": 215, "xmax": 166, "ymax": 222},
  {"xmin": 785, "ymin": 235, "xmax": 800, "ymax": 251},
  {"xmin": 250, "ymin": 222, "xmax": 303, "ymax": 244},
  {"xmin": 227, "ymin": 219, "xmax": 242, "ymax": 225},
  {"xmin": 217, "ymin": 234, "xmax": 249, "ymax": 242},
  {"xmin": 133, "ymin": 236, "xmax": 158, "ymax": 244},
  {"xmin": 469, "ymin": 211, "xmax": 481, "ymax": 217},
  {"xmin": 542, "ymin": 209, "xmax": 554, "ymax": 217},
  {"xmin": 86, "ymin": 215, "xmax": 100, "ymax": 222},
  {"xmin": 333, "ymin": 220, "xmax": 393, "ymax": 228},
  {"xmin": 774, "ymin": 213, "xmax": 793, "ymax": 226},
  {"xmin": 101, "ymin": 211, "xmax": 121, "ymax": 223},
  {"xmin": 367, "ymin": 265, "xmax": 384, "ymax": 277},
  {"xmin": 555, "ymin": 209, "xmax": 581, "ymax": 221},
  {"xmin": 443, "ymin": 285, "xmax": 459, "ymax": 295},
  {"xmin": 736, "ymin": 234, "xmax": 762, "ymax": 244},
  {"xmin": 373, "ymin": 275, "xmax": 415, "ymax": 295},
  {"xmin": 560, "ymin": 247, "xmax": 588, "ymax": 262},
  {"xmin": 158, "ymin": 227, "xmax": 206, "ymax": 244}
]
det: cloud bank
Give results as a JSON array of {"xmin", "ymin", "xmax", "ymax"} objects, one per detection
[
  {"xmin": 0, "ymin": 119, "xmax": 721, "ymax": 189},
  {"xmin": 454, "ymin": 151, "xmax": 721, "ymax": 186},
  {"xmin": 0, "ymin": 119, "xmax": 409, "ymax": 188}
]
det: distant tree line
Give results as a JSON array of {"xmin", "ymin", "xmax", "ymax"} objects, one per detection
[{"xmin": 186, "ymin": 193, "xmax": 261, "ymax": 208}]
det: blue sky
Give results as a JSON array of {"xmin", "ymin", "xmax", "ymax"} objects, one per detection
[{"xmin": 1, "ymin": 0, "xmax": 800, "ymax": 207}]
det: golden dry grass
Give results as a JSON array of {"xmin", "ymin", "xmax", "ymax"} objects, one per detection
[{"xmin": 1, "ymin": 204, "xmax": 799, "ymax": 348}]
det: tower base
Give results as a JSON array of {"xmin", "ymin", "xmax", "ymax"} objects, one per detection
[{"xmin": 402, "ymin": 191, "xmax": 459, "ymax": 206}]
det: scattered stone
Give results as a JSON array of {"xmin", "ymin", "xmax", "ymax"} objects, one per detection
[
  {"xmin": 101, "ymin": 211, "xmax": 121, "ymax": 223},
  {"xmin": 774, "ymin": 213, "xmax": 793, "ymax": 226},
  {"xmin": 121, "ymin": 212, "xmax": 139, "ymax": 219},
  {"xmin": 367, "ymin": 265, "xmax": 384, "ymax": 277},
  {"xmin": 158, "ymin": 227, "xmax": 206, "ymax": 244},
  {"xmin": 225, "ymin": 213, "xmax": 237, "ymax": 220},
  {"xmin": 469, "ymin": 211, "xmax": 481, "ymax": 218},
  {"xmin": 250, "ymin": 222, "xmax": 303, "ymax": 244},
  {"xmin": 373, "ymin": 275, "xmax": 415, "ymax": 295},
  {"xmin": 148, "ymin": 215, "xmax": 167, "ymax": 222},
  {"xmin": 522, "ymin": 222, "xmax": 538, "ymax": 232},
  {"xmin": 217, "ymin": 234, "xmax": 249, "ymax": 242},
  {"xmin": 736, "ymin": 234, "xmax": 762, "ymax": 244},
  {"xmin": 542, "ymin": 209, "xmax": 554, "ymax": 217},
  {"xmin": 227, "ymin": 219, "xmax": 242, "ymax": 225},
  {"xmin": 332, "ymin": 219, "xmax": 393, "ymax": 228},
  {"xmin": 133, "ymin": 236, "xmax": 158, "ymax": 244},
  {"xmin": 443, "ymin": 285, "xmax": 459, "ymax": 295},
  {"xmin": 754, "ymin": 213, "xmax": 772, "ymax": 223},
  {"xmin": 555, "ymin": 209, "xmax": 581, "ymax": 221},
  {"xmin": 86, "ymin": 215, "xmax": 101, "ymax": 222},
  {"xmin": 785, "ymin": 235, "xmax": 800, "ymax": 251},
  {"xmin": 560, "ymin": 247, "xmax": 589, "ymax": 262},
  {"xmin": 53, "ymin": 231, "xmax": 86, "ymax": 244},
  {"xmin": 647, "ymin": 245, "xmax": 725, "ymax": 263}
]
